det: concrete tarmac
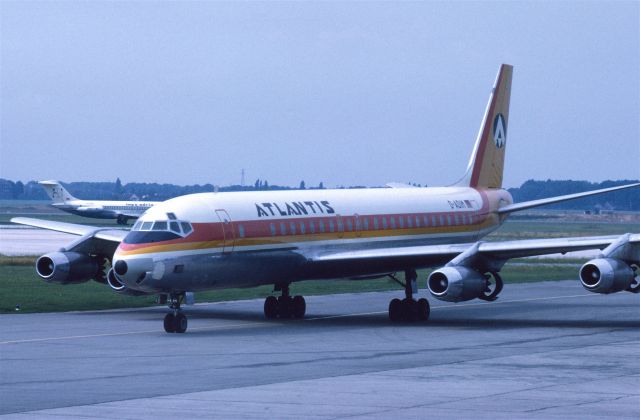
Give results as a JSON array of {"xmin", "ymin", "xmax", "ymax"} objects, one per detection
[
  {"xmin": 0, "ymin": 227, "xmax": 77, "ymax": 256},
  {"xmin": 1, "ymin": 280, "xmax": 638, "ymax": 419}
]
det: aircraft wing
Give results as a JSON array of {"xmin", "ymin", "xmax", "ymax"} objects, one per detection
[
  {"xmin": 305, "ymin": 234, "xmax": 639, "ymax": 276},
  {"xmin": 11, "ymin": 217, "xmax": 127, "ymax": 255}
]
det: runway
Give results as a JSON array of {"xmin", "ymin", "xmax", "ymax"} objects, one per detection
[{"xmin": 1, "ymin": 280, "xmax": 638, "ymax": 419}]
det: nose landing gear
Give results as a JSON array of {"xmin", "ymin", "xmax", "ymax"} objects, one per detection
[{"xmin": 164, "ymin": 293, "xmax": 188, "ymax": 333}]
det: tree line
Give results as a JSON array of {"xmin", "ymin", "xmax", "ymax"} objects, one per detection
[{"xmin": 0, "ymin": 178, "xmax": 638, "ymax": 211}]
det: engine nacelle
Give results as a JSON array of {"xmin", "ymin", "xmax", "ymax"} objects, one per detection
[
  {"xmin": 427, "ymin": 266, "xmax": 486, "ymax": 302},
  {"xmin": 36, "ymin": 252, "xmax": 99, "ymax": 284},
  {"xmin": 579, "ymin": 258, "xmax": 635, "ymax": 294},
  {"xmin": 107, "ymin": 269, "xmax": 148, "ymax": 296}
]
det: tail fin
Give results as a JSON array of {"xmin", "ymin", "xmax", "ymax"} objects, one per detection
[
  {"xmin": 456, "ymin": 64, "xmax": 513, "ymax": 189},
  {"xmin": 38, "ymin": 180, "xmax": 77, "ymax": 203}
]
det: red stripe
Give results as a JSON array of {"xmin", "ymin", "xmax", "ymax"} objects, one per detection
[{"xmin": 470, "ymin": 67, "xmax": 505, "ymax": 188}]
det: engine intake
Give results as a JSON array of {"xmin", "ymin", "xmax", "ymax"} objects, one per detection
[
  {"xmin": 579, "ymin": 258, "xmax": 635, "ymax": 294},
  {"xmin": 427, "ymin": 266, "xmax": 486, "ymax": 302},
  {"xmin": 36, "ymin": 252, "xmax": 99, "ymax": 284}
]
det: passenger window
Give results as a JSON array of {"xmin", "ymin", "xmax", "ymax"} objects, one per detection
[
  {"xmin": 373, "ymin": 217, "xmax": 379, "ymax": 230},
  {"xmin": 141, "ymin": 221, "xmax": 153, "ymax": 231},
  {"xmin": 299, "ymin": 221, "xmax": 305, "ymax": 234},
  {"xmin": 447, "ymin": 215, "xmax": 452, "ymax": 226},
  {"xmin": 363, "ymin": 217, "xmax": 369, "ymax": 230},
  {"xmin": 407, "ymin": 216, "xmax": 412, "ymax": 228},
  {"xmin": 390, "ymin": 217, "xmax": 396, "ymax": 229},
  {"xmin": 270, "ymin": 223, "xmax": 276, "ymax": 236},
  {"xmin": 152, "ymin": 221, "xmax": 167, "ymax": 231},
  {"xmin": 280, "ymin": 222, "xmax": 287, "ymax": 236},
  {"xmin": 309, "ymin": 221, "xmax": 316, "ymax": 234},
  {"xmin": 399, "ymin": 216, "xmax": 404, "ymax": 228},
  {"xmin": 440, "ymin": 215, "xmax": 445, "ymax": 226},
  {"xmin": 169, "ymin": 221, "xmax": 181, "ymax": 234},
  {"xmin": 329, "ymin": 220, "xmax": 335, "ymax": 233},
  {"xmin": 337, "ymin": 219, "xmax": 343, "ymax": 232},
  {"xmin": 382, "ymin": 217, "xmax": 388, "ymax": 229},
  {"xmin": 346, "ymin": 219, "xmax": 353, "ymax": 231},
  {"xmin": 238, "ymin": 224, "xmax": 245, "ymax": 238},
  {"xmin": 290, "ymin": 222, "xmax": 296, "ymax": 235},
  {"xmin": 319, "ymin": 220, "xmax": 325, "ymax": 233},
  {"xmin": 180, "ymin": 222, "xmax": 193, "ymax": 235}
]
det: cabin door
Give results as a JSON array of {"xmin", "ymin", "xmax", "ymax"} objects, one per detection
[{"xmin": 215, "ymin": 209, "xmax": 235, "ymax": 253}]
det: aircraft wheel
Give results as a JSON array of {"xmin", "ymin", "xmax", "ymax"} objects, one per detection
[
  {"xmin": 278, "ymin": 296, "xmax": 292, "ymax": 318},
  {"xmin": 264, "ymin": 296, "xmax": 279, "ymax": 319},
  {"xmin": 175, "ymin": 313, "xmax": 188, "ymax": 333},
  {"xmin": 389, "ymin": 298, "xmax": 402, "ymax": 322},
  {"xmin": 292, "ymin": 295, "xmax": 306, "ymax": 318},
  {"xmin": 402, "ymin": 298, "xmax": 419, "ymax": 321},
  {"xmin": 164, "ymin": 313, "xmax": 176, "ymax": 333},
  {"xmin": 417, "ymin": 298, "xmax": 430, "ymax": 321}
]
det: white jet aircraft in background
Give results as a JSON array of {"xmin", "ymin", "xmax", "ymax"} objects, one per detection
[
  {"xmin": 39, "ymin": 180, "xmax": 158, "ymax": 225},
  {"xmin": 14, "ymin": 64, "xmax": 639, "ymax": 333}
]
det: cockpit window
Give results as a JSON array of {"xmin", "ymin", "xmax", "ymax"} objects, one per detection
[
  {"xmin": 180, "ymin": 222, "xmax": 193, "ymax": 235},
  {"xmin": 169, "ymin": 221, "xmax": 180, "ymax": 234},
  {"xmin": 125, "ymin": 218, "xmax": 194, "ymax": 245},
  {"xmin": 152, "ymin": 221, "xmax": 167, "ymax": 231},
  {"xmin": 130, "ymin": 218, "xmax": 193, "ymax": 238}
]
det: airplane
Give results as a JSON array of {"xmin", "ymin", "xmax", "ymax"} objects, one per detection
[
  {"xmin": 13, "ymin": 64, "xmax": 639, "ymax": 334},
  {"xmin": 39, "ymin": 180, "xmax": 159, "ymax": 225}
]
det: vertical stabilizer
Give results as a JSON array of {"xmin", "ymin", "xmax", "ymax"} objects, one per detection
[
  {"xmin": 456, "ymin": 64, "xmax": 513, "ymax": 189},
  {"xmin": 38, "ymin": 181, "xmax": 77, "ymax": 203}
]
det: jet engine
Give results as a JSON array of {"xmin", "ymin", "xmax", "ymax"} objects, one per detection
[
  {"xmin": 107, "ymin": 269, "xmax": 148, "ymax": 296},
  {"xmin": 36, "ymin": 252, "xmax": 100, "ymax": 284},
  {"xmin": 579, "ymin": 258, "xmax": 636, "ymax": 294},
  {"xmin": 427, "ymin": 266, "xmax": 487, "ymax": 302}
]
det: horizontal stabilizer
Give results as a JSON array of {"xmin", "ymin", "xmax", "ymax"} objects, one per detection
[{"xmin": 498, "ymin": 183, "xmax": 640, "ymax": 214}]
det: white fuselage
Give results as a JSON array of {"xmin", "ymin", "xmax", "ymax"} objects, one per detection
[{"xmin": 112, "ymin": 187, "xmax": 513, "ymax": 293}]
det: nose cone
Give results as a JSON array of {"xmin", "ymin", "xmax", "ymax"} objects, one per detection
[
  {"xmin": 111, "ymin": 254, "xmax": 154, "ymax": 290},
  {"xmin": 114, "ymin": 259, "xmax": 128, "ymax": 276}
]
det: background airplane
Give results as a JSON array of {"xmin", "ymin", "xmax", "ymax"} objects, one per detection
[
  {"xmin": 15, "ymin": 64, "xmax": 639, "ymax": 334},
  {"xmin": 39, "ymin": 180, "xmax": 159, "ymax": 225}
]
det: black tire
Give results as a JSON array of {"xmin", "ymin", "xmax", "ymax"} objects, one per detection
[
  {"xmin": 175, "ymin": 313, "xmax": 188, "ymax": 333},
  {"xmin": 264, "ymin": 296, "xmax": 279, "ymax": 319},
  {"xmin": 278, "ymin": 296, "xmax": 292, "ymax": 318},
  {"xmin": 389, "ymin": 298, "xmax": 402, "ymax": 322},
  {"xmin": 401, "ymin": 298, "xmax": 417, "ymax": 321},
  {"xmin": 292, "ymin": 295, "xmax": 306, "ymax": 319},
  {"xmin": 417, "ymin": 298, "xmax": 430, "ymax": 321},
  {"xmin": 164, "ymin": 313, "xmax": 176, "ymax": 333}
]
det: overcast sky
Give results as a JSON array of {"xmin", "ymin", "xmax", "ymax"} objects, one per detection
[{"xmin": 1, "ymin": 1, "xmax": 638, "ymax": 189}]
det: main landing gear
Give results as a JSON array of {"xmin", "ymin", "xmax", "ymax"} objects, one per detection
[
  {"xmin": 164, "ymin": 293, "xmax": 188, "ymax": 333},
  {"xmin": 388, "ymin": 269, "xmax": 430, "ymax": 323},
  {"xmin": 264, "ymin": 283, "xmax": 306, "ymax": 319}
]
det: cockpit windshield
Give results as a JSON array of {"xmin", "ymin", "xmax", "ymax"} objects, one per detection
[{"xmin": 125, "ymin": 215, "xmax": 194, "ymax": 244}]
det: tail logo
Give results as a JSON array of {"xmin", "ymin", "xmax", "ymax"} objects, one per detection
[{"xmin": 493, "ymin": 113, "xmax": 507, "ymax": 148}]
